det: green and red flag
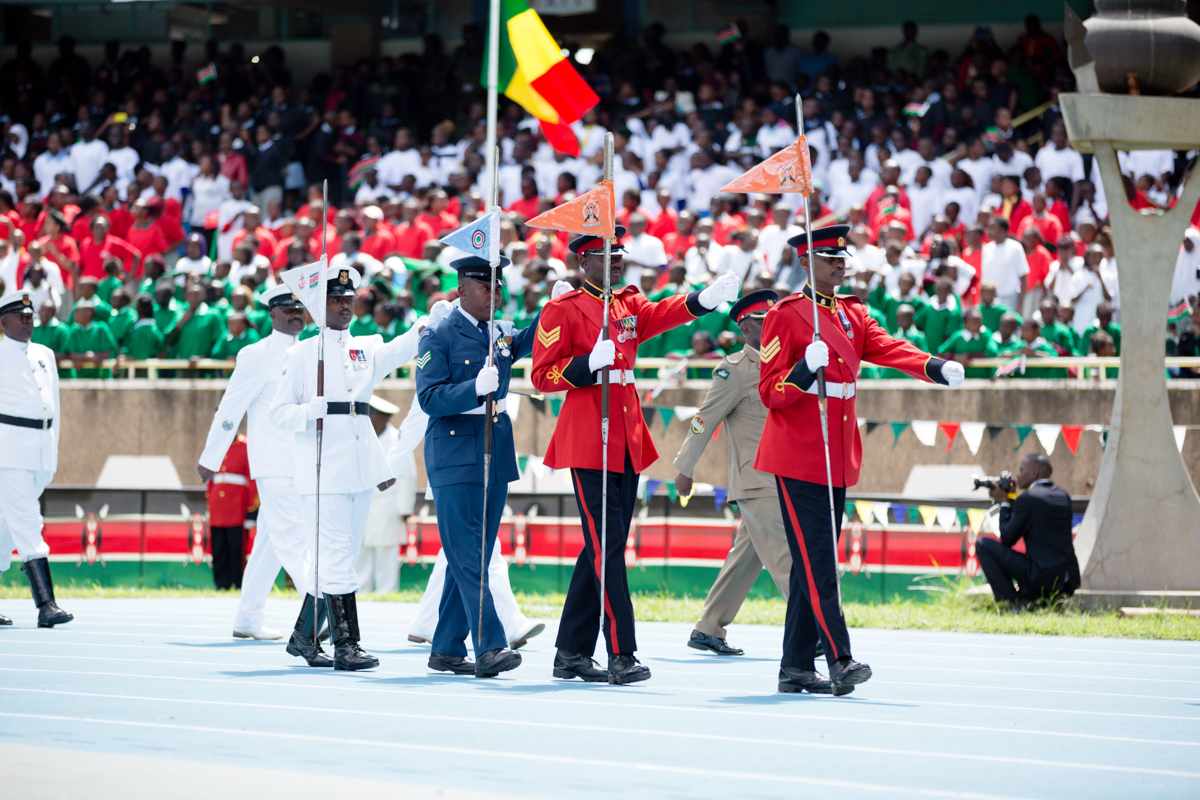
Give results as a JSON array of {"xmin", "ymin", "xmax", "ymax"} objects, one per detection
[
  {"xmin": 484, "ymin": 0, "xmax": 599, "ymax": 156},
  {"xmin": 1168, "ymin": 299, "xmax": 1191, "ymax": 323}
]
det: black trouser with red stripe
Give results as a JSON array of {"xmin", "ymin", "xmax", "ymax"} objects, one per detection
[
  {"xmin": 776, "ymin": 476, "xmax": 849, "ymax": 671},
  {"xmin": 556, "ymin": 453, "xmax": 639, "ymax": 658}
]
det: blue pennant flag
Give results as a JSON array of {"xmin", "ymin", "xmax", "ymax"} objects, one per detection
[
  {"xmin": 644, "ymin": 479, "xmax": 663, "ymax": 501},
  {"xmin": 440, "ymin": 208, "xmax": 501, "ymax": 264},
  {"xmin": 891, "ymin": 504, "xmax": 908, "ymax": 525},
  {"xmin": 713, "ymin": 487, "xmax": 728, "ymax": 510}
]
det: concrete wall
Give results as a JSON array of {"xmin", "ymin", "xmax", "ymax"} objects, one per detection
[{"xmin": 55, "ymin": 379, "xmax": 1200, "ymax": 496}]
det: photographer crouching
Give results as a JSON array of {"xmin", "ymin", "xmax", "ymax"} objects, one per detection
[{"xmin": 976, "ymin": 455, "xmax": 1080, "ymax": 611}]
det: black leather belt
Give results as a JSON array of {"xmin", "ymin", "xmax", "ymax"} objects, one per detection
[
  {"xmin": 326, "ymin": 402, "xmax": 371, "ymax": 417},
  {"xmin": 0, "ymin": 413, "xmax": 53, "ymax": 430}
]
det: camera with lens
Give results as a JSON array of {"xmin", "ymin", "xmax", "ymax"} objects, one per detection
[{"xmin": 973, "ymin": 470, "xmax": 1014, "ymax": 493}]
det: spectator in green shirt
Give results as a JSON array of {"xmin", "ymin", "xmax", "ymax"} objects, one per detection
[
  {"xmin": 1084, "ymin": 330, "xmax": 1120, "ymax": 380},
  {"xmin": 937, "ymin": 307, "xmax": 998, "ymax": 378},
  {"xmin": 1037, "ymin": 299, "xmax": 1076, "ymax": 355},
  {"xmin": 210, "ymin": 312, "xmax": 261, "ymax": 360},
  {"xmin": 917, "ymin": 277, "xmax": 963, "ymax": 352},
  {"xmin": 64, "ymin": 299, "xmax": 118, "ymax": 378},
  {"xmin": 153, "ymin": 283, "xmax": 180, "ymax": 333},
  {"xmin": 1008, "ymin": 318, "xmax": 1066, "ymax": 378},
  {"xmin": 107, "ymin": 287, "xmax": 137, "ymax": 348},
  {"xmin": 167, "ymin": 282, "xmax": 224, "ymax": 363},
  {"xmin": 1079, "ymin": 301, "xmax": 1121, "ymax": 356},
  {"xmin": 96, "ymin": 259, "xmax": 124, "ymax": 305},
  {"xmin": 124, "ymin": 295, "xmax": 167, "ymax": 361},
  {"xmin": 870, "ymin": 271, "xmax": 929, "ymax": 334},
  {"xmin": 870, "ymin": 304, "xmax": 931, "ymax": 378},
  {"xmin": 514, "ymin": 284, "xmax": 547, "ymax": 330},
  {"xmin": 349, "ymin": 291, "xmax": 378, "ymax": 336},
  {"xmin": 31, "ymin": 298, "xmax": 72, "ymax": 377},
  {"xmin": 72, "ymin": 276, "xmax": 113, "ymax": 324},
  {"xmin": 978, "ymin": 281, "xmax": 1022, "ymax": 333},
  {"xmin": 992, "ymin": 313, "xmax": 1023, "ymax": 354},
  {"xmin": 139, "ymin": 255, "xmax": 168, "ymax": 297}
]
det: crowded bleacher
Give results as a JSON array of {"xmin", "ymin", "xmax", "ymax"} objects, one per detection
[{"xmin": 1, "ymin": 16, "xmax": 1198, "ymax": 380}]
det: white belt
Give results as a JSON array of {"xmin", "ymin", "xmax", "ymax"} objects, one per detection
[
  {"xmin": 806, "ymin": 381, "xmax": 856, "ymax": 400},
  {"xmin": 463, "ymin": 398, "xmax": 508, "ymax": 415},
  {"xmin": 599, "ymin": 369, "xmax": 636, "ymax": 387},
  {"xmin": 213, "ymin": 473, "xmax": 249, "ymax": 486}
]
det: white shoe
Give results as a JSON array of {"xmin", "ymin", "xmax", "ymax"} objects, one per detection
[
  {"xmin": 509, "ymin": 620, "xmax": 546, "ymax": 650},
  {"xmin": 232, "ymin": 625, "xmax": 283, "ymax": 641}
]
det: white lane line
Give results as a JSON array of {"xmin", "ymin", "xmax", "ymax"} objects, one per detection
[
  {"xmin": 3, "ymin": 686, "xmax": 1197, "ymax": 751},
  {"xmin": 5, "ymin": 710, "xmax": 1199, "ymax": 785},
  {"xmin": 0, "ymin": 712, "xmax": 1048, "ymax": 800},
  {"xmin": 4, "ymin": 666, "xmax": 1200, "ymax": 744}
]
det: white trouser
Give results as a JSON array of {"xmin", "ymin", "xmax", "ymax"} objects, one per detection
[
  {"xmin": 234, "ymin": 477, "xmax": 311, "ymax": 629},
  {"xmin": 409, "ymin": 546, "xmax": 529, "ymax": 642},
  {"xmin": 355, "ymin": 545, "xmax": 399, "ymax": 594},
  {"xmin": 0, "ymin": 468, "xmax": 52, "ymax": 574},
  {"xmin": 301, "ymin": 489, "xmax": 373, "ymax": 596}
]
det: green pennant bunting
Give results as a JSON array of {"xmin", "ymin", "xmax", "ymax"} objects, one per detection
[
  {"xmin": 658, "ymin": 407, "xmax": 674, "ymax": 429},
  {"xmin": 1013, "ymin": 425, "xmax": 1033, "ymax": 451},
  {"xmin": 517, "ymin": 455, "xmax": 529, "ymax": 475},
  {"xmin": 909, "ymin": 507, "xmax": 921, "ymax": 523},
  {"xmin": 667, "ymin": 484, "xmax": 678, "ymax": 502},
  {"xmin": 957, "ymin": 508, "xmax": 970, "ymax": 527},
  {"xmin": 549, "ymin": 397, "xmax": 564, "ymax": 416},
  {"xmin": 890, "ymin": 421, "xmax": 910, "ymax": 450}
]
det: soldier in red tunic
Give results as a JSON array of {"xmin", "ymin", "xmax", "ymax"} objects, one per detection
[
  {"xmin": 205, "ymin": 433, "xmax": 258, "ymax": 590},
  {"xmin": 756, "ymin": 224, "xmax": 965, "ymax": 695},
  {"xmin": 532, "ymin": 225, "xmax": 739, "ymax": 685}
]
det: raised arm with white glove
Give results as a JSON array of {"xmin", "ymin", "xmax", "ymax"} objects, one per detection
[
  {"xmin": 588, "ymin": 328, "xmax": 616, "ymax": 372},
  {"xmin": 698, "ymin": 271, "xmax": 741, "ymax": 310},
  {"xmin": 941, "ymin": 360, "xmax": 965, "ymax": 389},
  {"xmin": 551, "ymin": 280, "xmax": 574, "ymax": 299}
]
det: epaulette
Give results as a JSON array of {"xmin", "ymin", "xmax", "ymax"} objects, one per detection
[
  {"xmin": 553, "ymin": 288, "xmax": 585, "ymax": 303},
  {"xmin": 838, "ymin": 294, "xmax": 864, "ymax": 307},
  {"xmin": 726, "ymin": 350, "xmax": 746, "ymax": 365}
]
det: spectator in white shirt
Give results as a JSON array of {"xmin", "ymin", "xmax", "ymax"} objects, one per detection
[
  {"xmin": 354, "ymin": 168, "xmax": 395, "ymax": 205},
  {"xmin": 763, "ymin": 25, "xmax": 803, "ymax": 86},
  {"xmin": 958, "ymin": 138, "xmax": 995, "ymax": 200},
  {"xmin": 758, "ymin": 202, "xmax": 802, "ymax": 276},
  {"xmin": 188, "ymin": 155, "xmax": 231, "ymax": 229},
  {"xmin": 1032, "ymin": 123, "xmax": 1085, "ymax": 185},
  {"xmin": 943, "ymin": 168, "xmax": 979, "ymax": 226},
  {"xmin": 755, "ymin": 107, "xmax": 795, "ymax": 157},
  {"xmin": 992, "ymin": 141, "xmax": 1034, "ymax": 185},
  {"xmin": 621, "ymin": 213, "xmax": 667, "ymax": 290},
  {"xmin": 1046, "ymin": 235, "xmax": 1084, "ymax": 306},
  {"xmin": 103, "ymin": 125, "xmax": 141, "ymax": 198},
  {"xmin": 907, "ymin": 165, "xmax": 942, "ymax": 240},
  {"xmin": 330, "ymin": 232, "xmax": 383, "ymax": 279},
  {"xmin": 159, "ymin": 142, "xmax": 200, "ymax": 202},
  {"xmin": 216, "ymin": 179, "xmax": 253, "ymax": 260},
  {"xmin": 1069, "ymin": 245, "xmax": 1112, "ymax": 334},
  {"xmin": 684, "ymin": 232, "xmax": 724, "ymax": 282},
  {"xmin": 377, "ymin": 128, "xmax": 422, "ymax": 193},
  {"xmin": 981, "ymin": 216, "xmax": 1029, "ymax": 308},
  {"xmin": 685, "ymin": 150, "xmax": 738, "ymax": 214},
  {"xmin": 33, "ymin": 133, "xmax": 74, "ymax": 201},
  {"xmin": 902, "ymin": 137, "xmax": 952, "ymax": 190},
  {"xmin": 70, "ymin": 122, "xmax": 110, "ymax": 197},
  {"xmin": 571, "ymin": 109, "xmax": 608, "ymax": 159},
  {"xmin": 828, "ymin": 151, "xmax": 878, "ymax": 213},
  {"xmin": 715, "ymin": 229, "xmax": 766, "ymax": 287}
]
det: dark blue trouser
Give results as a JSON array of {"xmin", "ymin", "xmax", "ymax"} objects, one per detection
[
  {"xmin": 430, "ymin": 481, "xmax": 508, "ymax": 657},
  {"xmin": 776, "ymin": 476, "xmax": 849, "ymax": 672}
]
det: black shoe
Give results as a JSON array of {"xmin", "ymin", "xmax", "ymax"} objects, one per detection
[
  {"xmin": 326, "ymin": 592, "xmax": 379, "ymax": 671},
  {"xmin": 0, "ymin": 614, "xmax": 11, "ymax": 626},
  {"xmin": 22, "ymin": 558, "xmax": 73, "ymax": 628},
  {"xmin": 778, "ymin": 666, "xmax": 839, "ymax": 694},
  {"xmin": 608, "ymin": 653, "xmax": 651, "ymax": 685},
  {"xmin": 552, "ymin": 650, "xmax": 609, "ymax": 682},
  {"xmin": 429, "ymin": 652, "xmax": 476, "ymax": 674},
  {"xmin": 830, "ymin": 658, "xmax": 872, "ymax": 691},
  {"xmin": 285, "ymin": 594, "xmax": 333, "ymax": 667},
  {"xmin": 475, "ymin": 648, "xmax": 522, "ymax": 678},
  {"xmin": 687, "ymin": 629, "xmax": 744, "ymax": 656}
]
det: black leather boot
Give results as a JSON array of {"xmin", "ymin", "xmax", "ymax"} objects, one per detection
[
  {"xmin": 552, "ymin": 650, "xmax": 608, "ymax": 682},
  {"xmin": 608, "ymin": 653, "xmax": 651, "ymax": 685},
  {"xmin": 23, "ymin": 558, "xmax": 73, "ymax": 627},
  {"xmin": 285, "ymin": 594, "xmax": 333, "ymax": 667},
  {"xmin": 475, "ymin": 648, "xmax": 521, "ymax": 678},
  {"xmin": 327, "ymin": 592, "xmax": 379, "ymax": 671},
  {"xmin": 830, "ymin": 658, "xmax": 873, "ymax": 692},
  {"xmin": 0, "ymin": 613, "xmax": 11, "ymax": 625}
]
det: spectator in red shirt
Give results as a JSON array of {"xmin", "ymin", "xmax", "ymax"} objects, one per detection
[
  {"xmin": 864, "ymin": 160, "xmax": 911, "ymax": 222},
  {"xmin": 271, "ymin": 216, "xmax": 315, "ymax": 271},
  {"xmin": 231, "ymin": 206, "xmax": 280, "ymax": 262},
  {"xmin": 415, "ymin": 190, "xmax": 458, "ymax": 237},
  {"xmin": 217, "ymin": 131, "xmax": 249, "ymax": 189},
  {"xmin": 709, "ymin": 194, "xmax": 746, "ymax": 247},
  {"xmin": 505, "ymin": 176, "xmax": 542, "ymax": 221},
  {"xmin": 18, "ymin": 200, "xmax": 43, "ymax": 246},
  {"xmin": 661, "ymin": 210, "xmax": 698, "ymax": 262},
  {"xmin": 359, "ymin": 205, "xmax": 398, "ymax": 261},
  {"xmin": 1043, "ymin": 177, "xmax": 1073, "ymax": 235},
  {"xmin": 69, "ymin": 195, "xmax": 107, "ymax": 243},
  {"xmin": 47, "ymin": 185, "xmax": 81, "ymax": 228},
  {"xmin": 1021, "ymin": 227, "xmax": 1054, "ymax": 303},
  {"xmin": 393, "ymin": 199, "xmax": 436, "ymax": 258},
  {"xmin": 646, "ymin": 188, "xmax": 678, "ymax": 240},
  {"xmin": 79, "ymin": 216, "xmax": 140, "ymax": 280},
  {"xmin": 960, "ymin": 224, "xmax": 985, "ymax": 304},
  {"xmin": 998, "ymin": 175, "xmax": 1032, "ymax": 233},
  {"xmin": 124, "ymin": 198, "xmax": 173, "ymax": 267},
  {"xmin": 615, "ymin": 187, "xmax": 650, "ymax": 231},
  {"xmin": 0, "ymin": 190, "xmax": 22, "ymax": 242},
  {"xmin": 1017, "ymin": 193, "xmax": 1064, "ymax": 249},
  {"xmin": 102, "ymin": 185, "xmax": 133, "ymax": 239},
  {"xmin": 38, "ymin": 209, "xmax": 80, "ymax": 290}
]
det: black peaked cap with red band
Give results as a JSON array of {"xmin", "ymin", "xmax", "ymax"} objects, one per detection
[
  {"xmin": 787, "ymin": 224, "xmax": 852, "ymax": 258},
  {"xmin": 728, "ymin": 289, "xmax": 779, "ymax": 323},
  {"xmin": 568, "ymin": 224, "xmax": 627, "ymax": 256}
]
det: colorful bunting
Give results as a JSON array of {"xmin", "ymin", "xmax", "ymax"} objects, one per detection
[
  {"xmin": 987, "ymin": 424, "xmax": 1007, "ymax": 440},
  {"xmin": 966, "ymin": 507, "xmax": 987, "ymax": 531},
  {"xmin": 938, "ymin": 422, "xmax": 961, "ymax": 452},
  {"xmin": 890, "ymin": 421, "xmax": 910, "ymax": 448},
  {"xmin": 1034, "ymin": 424, "xmax": 1061, "ymax": 455},
  {"xmin": 873, "ymin": 502, "xmax": 891, "ymax": 526},
  {"xmin": 936, "ymin": 506, "xmax": 959, "ymax": 531},
  {"xmin": 911, "ymin": 420, "xmax": 938, "ymax": 447},
  {"xmin": 855, "ymin": 500, "xmax": 873, "ymax": 524},
  {"xmin": 644, "ymin": 479, "xmax": 663, "ymax": 501},
  {"xmin": 1061, "ymin": 424, "xmax": 1084, "ymax": 454},
  {"xmin": 891, "ymin": 504, "xmax": 908, "ymax": 524},
  {"xmin": 960, "ymin": 422, "xmax": 986, "ymax": 455},
  {"xmin": 549, "ymin": 397, "xmax": 564, "ymax": 416},
  {"xmin": 1175, "ymin": 426, "xmax": 1187, "ymax": 453},
  {"xmin": 667, "ymin": 484, "xmax": 677, "ymax": 502},
  {"xmin": 1013, "ymin": 425, "xmax": 1033, "ymax": 451},
  {"xmin": 918, "ymin": 505, "xmax": 938, "ymax": 530},
  {"xmin": 657, "ymin": 407, "xmax": 674, "ymax": 429}
]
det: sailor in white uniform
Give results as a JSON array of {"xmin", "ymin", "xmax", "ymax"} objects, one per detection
[
  {"xmin": 268, "ymin": 263, "xmax": 447, "ymax": 670},
  {"xmin": 0, "ymin": 290, "xmax": 72, "ymax": 628},
  {"xmin": 198, "ymin": 284, "xmax": 310, "ymax": 640}
]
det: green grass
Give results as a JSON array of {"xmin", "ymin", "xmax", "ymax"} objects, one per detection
[{"xmin": 5, "ymin": 582, "xmax": 1197, "ymax": 640}]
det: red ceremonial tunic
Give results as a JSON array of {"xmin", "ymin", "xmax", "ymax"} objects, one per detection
[
  {"xmin": 206, "ymin": 434, "xmax": 258, "ymax": 527},
  {"xmin": 532, "ymin": 281, "xmax": 706, "ymax": 472},
  {"xmin": 755, "ymin": 291, "xmax": 946, "ymax": 488}
]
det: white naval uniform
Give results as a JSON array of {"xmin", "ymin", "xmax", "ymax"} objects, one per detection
[
  {"xmin": 199, "ymin": 329, "xmax": 309, "ymax": 631},
  {"xmin": 385, "ymin": 392, "xmax": 535, "ymax": 642},
  {"xmin": 269, "ymin": 324, "xmax": 422, "ymax": 595},
  {"xmin": 0, "ymin": 336, "xmax": 59, "ymax": 574},
  {"xmin": 355, "ymin": 423, "xmax": 413, "ymax": 593}
]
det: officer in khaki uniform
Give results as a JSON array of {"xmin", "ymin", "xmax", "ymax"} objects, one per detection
[{"xmin": 674, "ymin": 290, "xmax": 792, "ymax": 656}]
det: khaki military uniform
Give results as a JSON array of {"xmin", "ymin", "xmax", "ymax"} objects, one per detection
[{"xmin": 673, "ymin": 345, "xmax": 792, "ymax": 639}]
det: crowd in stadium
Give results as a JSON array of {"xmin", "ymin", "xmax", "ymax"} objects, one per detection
[{"xmin": 0, "ymin": 15, "xmax": 1198, "ymax": 379}]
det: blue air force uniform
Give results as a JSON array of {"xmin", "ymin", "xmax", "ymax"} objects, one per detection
[{"xmin": 415, "ymin": 257, "xmax": 539, "ymax": 671}]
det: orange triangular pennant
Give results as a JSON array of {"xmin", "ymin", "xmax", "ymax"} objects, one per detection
[
  {"xmin": 938, "ymin": 422, "xmax": 961, "ymax": 452},
  {"xmin": 719, "ymin": 135, "xmax": 814, "ymax": 196},
  {"xmin": 1061, "ymin": 424, "xmax": 1084, "ymax": 454},
  {"xmin": 526, "ymin": 180, "xmax": 615, "ymax": 237}
]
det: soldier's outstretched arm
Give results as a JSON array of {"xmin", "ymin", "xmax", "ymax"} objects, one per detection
[
  {"xmin": 860, "ymin": 313, "xmax": 952, "ymax": 384},
  {"xmin": 199, "ymin": 345, "xmax": 267, "ymax": 472},
  {"xmin": 374, "ymin": 320, "xmax": 424, "ymax": 378}
]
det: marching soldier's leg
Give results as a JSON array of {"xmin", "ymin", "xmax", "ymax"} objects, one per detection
[
  {"xmin": 234, "ymin": 530, "xmax": 284, "ymax": 639},
  {"xmin": 738, "ymin": 496, "xmax": 793, "ymax": 600},
  {"xmin": 775, "ymin": 477, "xmax": 831, "ymax": 694},
  {"xmin": 0, "ymin": 468, "xmax": 70, "ymax": 628},
  {"xmin": 322, "ymin": 490, "xmax": 379, "ymax": 672},
  {"xmin": 408, "ymin": 549, "xmax": 449, "ymax": 644},
  {"xmin": 552, "ymin": 470, "xmax": 610, "ymax": 683},
  {"xmin": 472, "ymin": 484, "xmax": 521, "ymax": 678},
  {"xmin": 256, "ymin": 478, "xmax": 311, "ymax": 589},
  {"xmin": 286, "ymin": 493, "xmax": 333, "ymax": 667},
  {"xmin": 0, "ymin": 513, "xmax": 18, "ymax": 625},
  {"xmin": 691, "ymin": 519, "xmax": 760, "ymax": 654}
]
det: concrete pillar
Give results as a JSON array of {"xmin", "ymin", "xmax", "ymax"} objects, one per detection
[{"xmin": 1061, "ymin": 93, "xmax": 1200, "ymax": 593}]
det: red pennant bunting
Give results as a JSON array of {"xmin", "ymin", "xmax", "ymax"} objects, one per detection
[
  {"xmin": 1061, "ymin": 424, "xmax": 1084, "ymax": 454},
  {"xmin": 938, "ymin": 422, "xmax": 961, "ymax": 452}
]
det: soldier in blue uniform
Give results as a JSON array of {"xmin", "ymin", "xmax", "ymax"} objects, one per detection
[{"xmin": 415, "ymin": 255, "xmax": 541, "ymax": 678}]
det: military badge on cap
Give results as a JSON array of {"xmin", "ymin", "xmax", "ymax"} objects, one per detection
[{"xmin": 339, "ymin": 270, "xmax": 349, "ymax": 285}]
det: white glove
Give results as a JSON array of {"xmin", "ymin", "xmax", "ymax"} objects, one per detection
[
  {"xmin": 589, "ymin": 329, "xmax": 616, "ymax": 372},
  {"xmin": 698, "ymin": 271, "xmax": 740, "ymax": 310},
  {"xmin": 804, "ymin": 341, "xmax": 829, "ymax": 372},
  {"xmin": 942, "ymin": 360, "xmax": 965, "ymax": 389},
  {"xmin": 475, "ymin": 365, "xmax": 500, "ymax": 397},
  {"xmin": 306, "ymin": 397, "xmax": 328, "ymax": 422},
  {"xmin": 427, "ymin": 299, "xmax": 452, "ymax": 326},
  {"xmin": 551, "ymin": 280, "xmax": 574, "ymax": 299}
]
